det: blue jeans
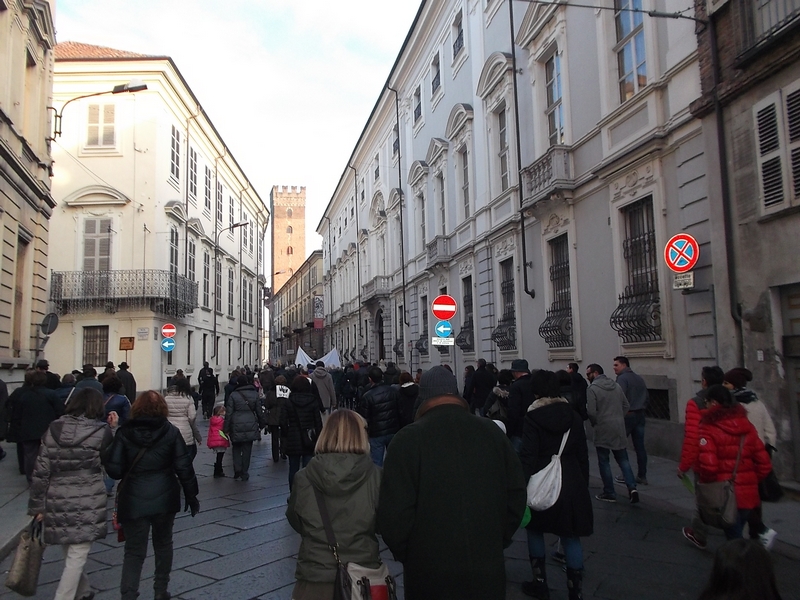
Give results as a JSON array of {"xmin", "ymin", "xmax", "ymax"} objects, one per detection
[
  {"xmin": 288, "ymin": 454, "xmax": 312, "ymax": 490},
  {"xmin": 724, "ymin": 509, "xmax": 752, "ymax": 540},
  {"xmin": 511, "ymin": 436, "xmax": 523, "ymax": 454},
  {"xmin": 624, "ymin": 410, "xmax": 647, "ymax": 479},
  {"xmin": 597, "ymin": 446, "xmax": 636, "ymax": 497},
  {"xmin": 369, "ymin": 434, "xmax": 394, "ymax": 467},
  {"xmin": 527, "ymin": 530, "xmax": 583, "ymax": 570}
]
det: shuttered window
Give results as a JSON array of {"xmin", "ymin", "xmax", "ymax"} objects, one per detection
[
  {"xmin": 87, "ymin": 104, "xmax": 115, "ymax": 147},
  {"xmin": 83, "ymin": 218, "xmax": 112, "ymax": 270},
  {"xmin": 754, "ymin": 84, "xmax": 800, "ymax": 215}
]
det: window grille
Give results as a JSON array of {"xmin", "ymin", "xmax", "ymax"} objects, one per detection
[
  {"xmin": 431, "ymin": 55, "xmax": 441, "ymax": 94},
  {"xmin": 453, "ymin": 20, "xmax": 464, "ymax": 58},
  {"xmin": 538, "ymin": 234, "xmax": 573, "ymax": 347},
  {"xmin": 83, "ymin": 326, "xmax": 109, "ymax": 367},
  {"xmin": 456, "ymin": 276, "xmax": 475, "ymax": 352},
  {"xmin": 491, "ymin": 258, "xmax": 517, "ymax": 350},
  {"xmin": 609, "ymin": 196, "xmax": 662, "ymax": 343}
]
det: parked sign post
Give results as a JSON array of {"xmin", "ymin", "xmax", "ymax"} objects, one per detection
[{"xmin": 431, "ymin": 296, "xmax": 457, "ymax": 346}]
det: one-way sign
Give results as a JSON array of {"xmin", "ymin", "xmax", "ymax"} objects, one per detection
[{"xmin": 435, "ymin": 320, "xmax": 453, "ymax": 337}]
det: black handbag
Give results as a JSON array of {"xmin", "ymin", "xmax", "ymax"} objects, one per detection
[
  {"xmin": 5, "ymin": 518, "xmax": 46, "ymax": 596},
  {"xmin": 696, "ymin": 436, "xmax": 744, "ymax": 529},
  {"xmin": 759, "ymin": 469, "xmax": 784, "ymax": 502}
]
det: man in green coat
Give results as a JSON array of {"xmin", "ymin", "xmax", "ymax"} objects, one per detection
[{"xmin": 377, "ymin": 366, "xmax": 526, "ymax": 600}]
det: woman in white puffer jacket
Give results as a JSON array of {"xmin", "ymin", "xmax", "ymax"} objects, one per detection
[{"xmin": 165, "ymin": 377, "xmax": 201, "ymax": 461}]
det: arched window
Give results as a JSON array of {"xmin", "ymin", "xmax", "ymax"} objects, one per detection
[
  {"xmin": 287, "ymin": 246, "xmax": 294, "ymax": 255},
  {"xmin": 286, "ymin": 208, "xmax": 293, "ymax": 218},
  {"xmin": 286, "ymin": 226, "xmax": 293, "ymax": 234}
]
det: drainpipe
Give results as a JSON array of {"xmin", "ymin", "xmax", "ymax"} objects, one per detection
[
  {"xmin": 708, "ymin": 14, "xmax": 744, "ymax": 366},
  {"xmin": 508, "ymin": 0, "xmax": 536, "ymax": 300},
  {"xmin": 387, "ymin": 86, "xmax": 411, "ymax": 373},
  {"xmin": 347, "ymin": 165, "xmax": 364, "ymax": 359}
]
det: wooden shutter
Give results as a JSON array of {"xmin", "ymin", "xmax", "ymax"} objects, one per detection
[
  {"xmin": 83, "ymin": 218, "xmax": 111, "ymax": 270},
  {"xmin": 785, "ymin": 87, "xmax": 800, "ymax": 201},
  {"xmin": 754, "ymin": 93, "xmax": 787, "ymax": 212},
  {"xmin": 87, "ymin": 104, "xmax": 115, "ymax": 147},
  {"xmin": 102, "ymin": 105, "xmax": 115, "ymax": 146}
]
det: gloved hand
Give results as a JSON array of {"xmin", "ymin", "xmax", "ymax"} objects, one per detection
[{"xmin": 184, "ymin": 498, "xmax": 200, "ymax": 517}]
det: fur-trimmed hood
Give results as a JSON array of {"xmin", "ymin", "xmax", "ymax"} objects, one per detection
[
  {"xmin": 524, "ymin": 396, "xmax": 573, "ymax": 435},
  {"xmin": 527, "ymin": 396, "xmax": 569, "ymax": 412},
  {"xmin": 492, "ymin": 386, "xmax": 509, "ymax": 398},
  {"xmin": 700, "ymin": 403, "xmax": 753, "ymax": 435}
]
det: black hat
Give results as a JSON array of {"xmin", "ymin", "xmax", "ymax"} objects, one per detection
[
  {"xmin": 418, "ymin": 366, "xmax": 461, "ymax": 402},
  {"xmin": 510, "ymin": 359, "xmax": 530, "ymax": 373},
  {"xmin": 105, "ymin": 362, "xmax": 115, "ymax": 369},
  {"xmin": 118, "ymin": 362, "xmax": 129, "ymax": 370},
  {"xmin": 35, "ymin": 359, "xmax": 49, "ymax": 370}
]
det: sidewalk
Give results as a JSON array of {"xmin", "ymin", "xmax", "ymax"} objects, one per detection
[{"xmin": 0, "ymin": 443, "xmax": 32, "ymax": 562}]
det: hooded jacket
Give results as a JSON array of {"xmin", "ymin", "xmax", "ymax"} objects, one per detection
[
  {"xmin": 28, "ymin": 415, "xmax": 113, "ymax": 545},
  {"xmin": 281, "ymin": 391, "xmax": 324, "ymax": 456},
  {"xmin": 732, "ymin": 388, "xmax": 777, "ymax": 448},
  {"xmin": 165, "ymin": 391, "xmax": 198, "ymax": 446},
  {"xmin": 678, "ymin": 389, "xmax": 707, "ymax": 473},
  {"xmin": 286, "ymin": 452, "xmax": 381, "ymax": 582},
  {"xmin": 587, "ymin": 374, "xmax": 629, "ymax": 450},
  {"xmin": 359, "ymin": 381, "xmax": 400, "ymax": 438},
  {"xmin": 223, "ymin": 384, "xmax": 262, "ymax": 444},
  {"xmin": 520, "ymin": 397, "xmax": 592, "ymax": 537},
  {"xmin": 696, "ymin": 403, "xmax": 771, "ymax": 509},
  {"xmin": 104, "ymin": 417, "xmax": 198, "ymax": 522},
  {"xmin": 396, "ymin": 382, "xmax": 419, "ymax": 428},
  {"xmin": 310, "ymin": 367, "xmax": 336, "ymax": 410}
]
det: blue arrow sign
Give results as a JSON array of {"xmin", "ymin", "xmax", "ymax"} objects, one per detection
[
  {"xmin": 161, "ymin": 338, "xmax": 175, "ymax": 352},
  {"xmin": 435, "ymin": 320, "xmax": 453, "ymax": 338}
]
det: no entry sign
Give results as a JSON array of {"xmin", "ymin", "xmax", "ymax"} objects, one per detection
[
  {"xmin": 664, "ymin": 234, "xmax": 699, "ymax": 274},
  {"xmin": 431, "ymin": 295, "xmax": 457, "ymax": 320},
  {"xmin": 161, "ymin": 323, "xmax": 177, "ymax": 338}
]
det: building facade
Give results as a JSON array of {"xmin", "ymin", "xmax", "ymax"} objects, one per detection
[
  {"xmin": 47, "ymin": 42, "xmax": 268, "ymax": 390},
  {"xmin": 693, "ymin": 0, "xmax": 800, "ymax": 478},
  {"xmin": 319, "ymin": 0, "xmax": 714, "ymax": 461},
  {"xmin": 270, "ymin": 185, "xmax": 306, "ymax": 295},
  {"xmin": 0, "ymin": 0, "xmax": 56, "ymax": 388},
  {"xmin": 269, "ymin": 249, "xmax": 324, "ymax": 365}
]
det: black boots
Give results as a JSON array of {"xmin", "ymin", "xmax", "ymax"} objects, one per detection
[
  {"xmin": 567, "ymin": 568, "xmax": 584, "ymax": 600},
  {"xmin": 213, "ymin": 453, "xmax": 226, "ymax": 478},
  {"xmin": 522, "ymin": 557, "xmax": 549, "ymax": 599}
]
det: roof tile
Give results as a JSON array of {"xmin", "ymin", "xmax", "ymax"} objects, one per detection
[{"xmin": 55, "ymin": 41, "xmax": 150, "ymax": 60}]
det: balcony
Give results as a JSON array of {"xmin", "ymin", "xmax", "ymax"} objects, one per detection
[
  {"xmin": 362, "ymin": 275, "xmax": 391, "ymax": 304},
  {"xmin": 520, "ymin": 146, "xmax": 574, "ymax": 208},
  {"xmin": 426, "ymin": 236, "xmax": 451, "ymax": 270},
  {"xmin": 455, "ymin": 325, "xmax": 474, "ymax": 353},
  {"xmin": 50, "ymin": 270, "xmax": 198, "ymax": 318},
  {"xmin": 392, "ymin": 337, "xmax": 404, "ymax": 358},
  {"xmin": 414, "ymin": 334, "xmax": 429, "ymax": 356}
]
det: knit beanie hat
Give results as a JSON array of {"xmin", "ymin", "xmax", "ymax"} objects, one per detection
[
  {"xmin": 418, "ymin": 366, "xmax": 461, "ymax": 402},
  {"xmin": 723, "ymin": 367, "xmax": 752, "ymax": 390}
]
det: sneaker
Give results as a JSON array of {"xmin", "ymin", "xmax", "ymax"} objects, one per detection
[
  {"xmin": 595, "ymin": 493, "xmax": 616, "ymax": 502},
  {"xmin": 759, "ymin": 528, "xmax": 778, "ymax": 551},
  {"xmin": 636, "ymin": 476, "xmax": 648, "ymax": 485},
  {"xmin": 629, "ymin": 489, "xmax": 640, "ymax": 504},
  {"xmin": 682, "ymin": 527, "xmax": 707, "ymax": 550}
]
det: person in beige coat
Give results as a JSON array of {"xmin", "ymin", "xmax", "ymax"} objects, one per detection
[{"xmin": 165, "ymin": 377, "xmax": 201, "ymax": 461}]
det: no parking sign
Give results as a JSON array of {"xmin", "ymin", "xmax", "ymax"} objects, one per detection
[{"xmin": 664, "ymin": 234, "xmax": 699, "ymax": 274}]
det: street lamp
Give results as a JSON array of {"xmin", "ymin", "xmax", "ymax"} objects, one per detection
[
  {"xmin": 49, "ymin": 79, "xmax": 148, "ymax": 140},
  {"xmin": 211, "ymin": 221, "xmax": 247, "ymax": 360}
]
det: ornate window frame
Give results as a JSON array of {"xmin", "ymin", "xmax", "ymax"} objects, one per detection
[{"xmin": 446, "ymin": 103, "xmax": 475, "ymax": 223}]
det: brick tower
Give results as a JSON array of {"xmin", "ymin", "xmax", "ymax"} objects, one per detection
[{"xmin": 270, "ymin": 186, "xmax": 306, "ymax": 294}]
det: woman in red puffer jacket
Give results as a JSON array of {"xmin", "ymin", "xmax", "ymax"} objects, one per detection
[{"xmin": 696, "ymin": 385, "xmax": 772, "ymax": 540}]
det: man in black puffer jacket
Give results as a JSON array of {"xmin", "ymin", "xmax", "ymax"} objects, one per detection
[{"xmin": 358, "ymin": 366, "xmax": 400, "ymax": 466}]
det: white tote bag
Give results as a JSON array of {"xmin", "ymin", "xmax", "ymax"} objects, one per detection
[{"xmin": 526, "ymin": 430, "xmax": 570, "ymax": 511}]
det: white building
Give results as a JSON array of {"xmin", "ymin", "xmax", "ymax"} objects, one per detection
[
  {"xmin": 47, "ymin": 42, "xmax": 268, "ymax": 391},
  {"xmin": 319, "ymin": 0, "xmax": 711, "ymax": 456}
]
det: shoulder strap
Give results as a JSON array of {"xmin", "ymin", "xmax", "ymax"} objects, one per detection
[
  {"xmin": 312, "ymin": 487, "xmax": 340, "ymax": 563},
  {"xmin": 116, "ymin": 446, "xmax": 147, "ymax": 497},
  {"xmin": 730, "ymin": 435, "xmax": 745, "ymax": 481},
  {"xmin": 556, "ymin": 430, "xmax": 570, "ymax": 457}
]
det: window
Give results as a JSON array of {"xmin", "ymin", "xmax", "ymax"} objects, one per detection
[
  {"xmin": 413, "ymin": 87, "xmax": 422, "ymax": 122},
  {"xmin": 86, "ymin": 104, "xmax": 115, "ymax": 147},
  {"xmin": 361, "ymin": 180, "xmax": 365, "ymax": 203},
  {"xmin": 286, "ymin": 225, "xmax": 293, "ymax": 234},
  {"xmin": 204, "ymin": 166, "xmax": 212, "ymax": 213},
  {"xmin": 615, "ymin": 0, "xmax": 646, "ymax": 102},
  {"xmin": 248, "ymin": 279, "xmax": 254, "ymax": 324},
  {"xmin": 460, "ymin": 147, "xmax": 471, "ymax": 218},
  {"xmin": 497, "ymin": 106, "xmax": 509, "ymax": 191},
  {"xmin": 420, "ymin": 295, "xmax": 429, "ymax": 340},
  {"xmin": 742, "ymin": 0, "xmax": 800, "ymax": 51},
  {"xmin": 287, "ymin": 246, "xmax": 294, "ymax": 255},
  {"xmin": 83, "ymin": 218, "xmax": 112, "ymax": 270},
  {"xmin": 287, "ymin": 208, "xmax": 293, "ymax": 218},
  {"xmin": 169, "ymin": 227, "xmax": 179, "ymax": 274},
  {"xmin": 215, "ymin": 259, "xmax": 222, "ymax": 312},
  {"xmin": 202, "ymin": 251, "xmax": 210, "ymax": 308},
  {"xmin": 228, "ymin": 268, "xmax": 234, "ymax": 317},
  {"xmin": 418, "ymin": 194, "xmax": 426, "ymax": 251},
  {"xmin": 229, "ymin": 196, "xmax": 235, "ymax": 229},
  {"xmin": 216, "ymin": 181, "xmax": 223, "ymax": 224},
  {"xmin": 538, "ymin": 234, "xmax": 573, "ymax": 348},
  {"xmin": 754, "ymin": 87, "xmax": 800, "ymax": 214},
  {"xmin": 249, "ymin": 222, "xmax": 254, "ymax": 254},
  {"xmin": 258, "ymin": 235, "xmax": 263, "ymax": 269},
  {"xmin": 188, "ymin": 239, "xmax": 196, "ymax": 282},
  {"xmin": 453, "ymin": 11, "xmax": 464, "ymax": 59},
  {"xmin": 392, "ymin": 125, "xmax": 399, "ymax": 156},
  {"xmin": 437, "ymin": 174, "xmax": 446, "ymax": 235},
  {"xmin": 170, "ymin": 125, "xmax": 181, "ymax": 181},
  {"xmin": 609, "ymin": 196, "xmax": 662, "ymax": 342},
  {"xmin": 491, "ymin": 258, "xmax": 517, "ymax": 350},
  {"xmin": 187, "ymin": 330, "xmax": 193, "ymax": 365},
  {"xmin": 431, "ymin": 53, "xmax": 441, "ymax": 95},
  {"xmin": 374, "ymin": 154, "xmax": 380, "ymax": 180},
  {"xmin": 188, "ymin": 148, "xmax": 197, "ymax": 202},
  {"xmin": 455, "ymin": 275, "xmax": 475, "ymax": 352},
  {"xmin": 82, "ymin": 326, "xmax": 109, "ymax": 367},
  {"xmin": 546, "ymin": 53, "xmax": 564, "ymax": 146},
  {"xmin": 242, "ymin": 214, "xmax": 249, "ymax": 248}
]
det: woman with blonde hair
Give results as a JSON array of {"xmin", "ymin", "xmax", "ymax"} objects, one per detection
[{"xmin": 286, "ymin": 408, "xmax": 382, "ymax": 599}]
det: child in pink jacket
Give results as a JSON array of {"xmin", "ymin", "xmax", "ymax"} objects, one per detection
[{"xmin": 208, "ymin": 405, "xmax": 230, "ymax": 477}]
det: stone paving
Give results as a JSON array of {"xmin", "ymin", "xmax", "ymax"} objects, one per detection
[{"xmin": 2, "ymin": 431, "xmax": 800, "ymax": 599}]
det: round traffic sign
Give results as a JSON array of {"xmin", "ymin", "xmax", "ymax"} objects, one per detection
[
  {"xmin": 435, "ymin": 320, "xmax": 453, "ymax": 338},
  {"xmin": 431, "ymin": 295, "xmax": 457, "ymax": 320},
  {"xmin": 664, "ymin": 234, "xmax": 700, "ymax": 274},
  {"xmin": 161, "ymin": 323, "xmax": 177, "ymax": 338},
  {"xmin": 161, "ymin": 338, "xmax": 175, "ymax": 352}
]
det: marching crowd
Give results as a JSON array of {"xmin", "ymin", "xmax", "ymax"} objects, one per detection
[{"xmin": 0, "ymin": 355, "xmax": 786, "ymax": 600}]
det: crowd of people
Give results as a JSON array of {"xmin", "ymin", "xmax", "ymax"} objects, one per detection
[{"xmin": 0, "ymin": 354, "xmax": 785, "ymax": 600}]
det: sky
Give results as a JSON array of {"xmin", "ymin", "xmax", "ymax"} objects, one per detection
[{"xmin": 54, "ymin": 0, "xmax": 421, "ymax": 257}]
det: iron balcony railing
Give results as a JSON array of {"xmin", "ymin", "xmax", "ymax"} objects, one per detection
[
  {"xmin": 609, "ymin": 282, "xmax": 662, "ymax": 344},
  {"xmin": 491, "ymin": 316, "xmax": 517, "ymax": 351},
  {"xmin": 392, "ymin": 337, "xmax": 404, "ymax": 358},
  {"xmin": 739, "ymin": 0, "xmax": 800, "ymax": 55},
  {"xmin": 50, "ymin": 269, "xmax": 198, "ymax": 318},
  {"xmin": 455, "ymin": 325, "xmax": 474, "ymax": 352},
  {"xmin": 415, "ymin": 334, "xmax": 429, "ymax": 355},
  {"xmin": 538, "ymin": 300, "xmax": 574, "ymax": 348}
]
